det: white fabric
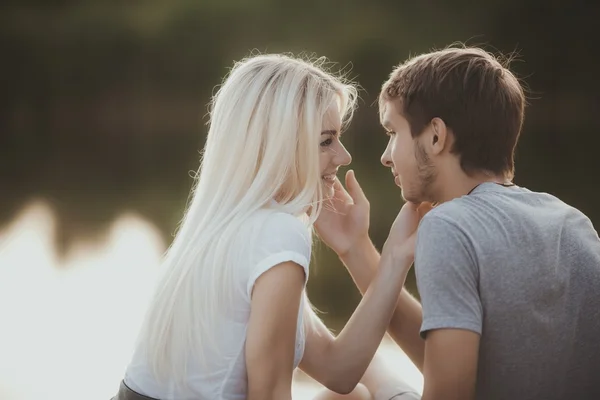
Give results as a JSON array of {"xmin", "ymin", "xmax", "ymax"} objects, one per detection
[{"xmin": 124, "ymin": 209, "xmax": 312, "ymax": 399}]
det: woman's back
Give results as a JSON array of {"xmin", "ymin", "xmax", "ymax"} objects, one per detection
[
  {"xmin": 113, "ymin": 53, "xmax": 360, "ymax": 400},
  {"xmin": 124, "ymin": 209, "xmax": 312, "ymax": 399}
]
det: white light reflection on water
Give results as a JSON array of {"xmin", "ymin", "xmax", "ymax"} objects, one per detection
[{"xmin": 0, "ymin": 202, "xmax": 422, "ymax": 400}]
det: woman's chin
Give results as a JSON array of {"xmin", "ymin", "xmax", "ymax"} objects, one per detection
[{"xmin": 322, "ymin": 181, "xmax": 335, "ymax": 198}]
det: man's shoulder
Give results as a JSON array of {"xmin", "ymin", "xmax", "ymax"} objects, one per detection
[
  {"xmin": 422, "ymin": 185, "xmax": 573, "ymax": 228},
  {"xmin": 421, "ymin": 197, "xmax": 475, "ymax": 228},
  {"xmin": 417, "ymin": 203, "xmax": 474, "ymax": 253},
  {"xmin": 418, "ymin": 193, "xmax": 507, "ymax": 244}
]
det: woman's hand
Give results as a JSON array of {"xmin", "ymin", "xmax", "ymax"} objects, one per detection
[
  {"xmin": 315, "ymin": 170, "xmax": 371, "ymax": 257},
  {"xmin": 302, "ymin": 199, "xmax": 432, "ymax": 393},
  {"xmin": 382, "ymin": 202, "xmax": 433, "ymax": 263}
]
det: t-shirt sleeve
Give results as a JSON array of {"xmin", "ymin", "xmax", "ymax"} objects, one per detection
[
  {"xmin": 415, "ymin": 214, "xmax": 483, "ymax": 338},
  {"xmin": 246, "ymin": 213, "xmax": 312, "ymax": 299}
]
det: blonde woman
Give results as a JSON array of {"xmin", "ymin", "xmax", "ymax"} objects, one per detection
[{"xmin": 113, "ymin": 54, "xmax": 421, "ymax": 400}]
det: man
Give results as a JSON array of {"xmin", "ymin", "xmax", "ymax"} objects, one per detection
[{"xmin": 316, "ymin": 46, "xmax": 600, "ymax": 400}]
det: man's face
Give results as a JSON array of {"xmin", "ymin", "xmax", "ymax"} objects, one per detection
[{"xmin": 380, "ymin": 101, "xmax": 437, "ymax": 203}]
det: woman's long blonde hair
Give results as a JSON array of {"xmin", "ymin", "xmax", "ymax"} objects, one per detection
[{"xmin": 139, "ymin": 53, "xmax": 357, "ymax": 382}]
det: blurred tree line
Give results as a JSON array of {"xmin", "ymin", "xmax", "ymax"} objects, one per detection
[{"xmin": 1, "ymin": 0, "xmax": 598, "ymax": 328}]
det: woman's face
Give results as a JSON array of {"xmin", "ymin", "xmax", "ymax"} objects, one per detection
[{"xmin": 319, "ymin": 102, "xmax": 352, "ymax": 198}]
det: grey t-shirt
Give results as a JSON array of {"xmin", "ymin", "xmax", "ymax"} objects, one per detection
[{"xmin": 415, "ymin": 182, "xmax": 600, "ymax": 400}]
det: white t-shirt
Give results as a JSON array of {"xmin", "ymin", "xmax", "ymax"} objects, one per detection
[{"xmin": 124, "ymin": 210, "xmax": 312, "ymax": 400}]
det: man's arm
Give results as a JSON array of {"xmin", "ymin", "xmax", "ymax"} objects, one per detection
[
  {"xmin": 339, "ymin": 239, "xmax": 425, "ymax": 371},
  {"xmin": 415, "ymin": 214, "xmax": 483, "ymax": 400},
  {"xmin": 421, "ymin": 329, "xmax": 479, "ymax": 400}
]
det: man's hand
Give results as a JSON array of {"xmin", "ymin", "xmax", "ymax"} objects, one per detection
[{"xmin": 315, "ymin": 170, "xmax": 371, "ymax": 257}]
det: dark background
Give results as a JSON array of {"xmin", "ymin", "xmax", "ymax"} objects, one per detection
[{"xmin": 2, "ymin": 0, "xmax": 599, "ymax": 329}]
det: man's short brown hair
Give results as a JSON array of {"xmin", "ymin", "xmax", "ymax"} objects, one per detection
[{"xmin": 380, "ymin": 46, "xmax": 526, "ymax": 178}]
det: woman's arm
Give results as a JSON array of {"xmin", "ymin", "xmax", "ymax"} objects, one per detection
[
  {"xmin": 339, "ymin": 239, "xmax": 425, "ymax": 371},
  {"xmin": 245, "ymin": 261, "xmax": 305, "ymax": 400},
  {"xmin": 300, "ymin": 305, "xmax": 411, "ymax": 396},
  {"xmin": 299, "ymin": 249, "xmax": 412, "ymax": 394},
  {"xmin": 314, "ymin": 171, "xmax": 431, "ymax": 372}
]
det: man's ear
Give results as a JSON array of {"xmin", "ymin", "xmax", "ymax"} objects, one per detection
[{"xmin": 428, "ymin": 117, "xmax": 449, "ymax": 156}]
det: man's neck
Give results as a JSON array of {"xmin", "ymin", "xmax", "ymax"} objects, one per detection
[{"xmin": 433, "ymin": 170, "xmax": 511, "ymax": 204}]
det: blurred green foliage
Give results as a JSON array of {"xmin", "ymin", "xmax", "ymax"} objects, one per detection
[{"xmin": 1, "ymin": 0, "xmax": 598, "ymax": 328}]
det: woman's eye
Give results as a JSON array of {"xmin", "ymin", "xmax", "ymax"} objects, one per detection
[
  {"xmin": 320, "ymin": 138, "xmax": 333, "ymax": 147},
  {"xmin": 386, "ymin": 130, "xmax": 396, "ymax": 136}
]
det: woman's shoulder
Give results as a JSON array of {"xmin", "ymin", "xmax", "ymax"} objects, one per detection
[
  {"xmin": 244, "ymin": 207, "xmax": 307, "ymax": 234},
  {"xmin": 241, "ymin": 210, "xmax": 313, "ymax": 297},
  {"xmin": 245, "ymin": 209, "xmax": 312, "ymax": 258},
  {"xmin": 261, "ymin": 210, "xmax": 310, "ymax": 235}
]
